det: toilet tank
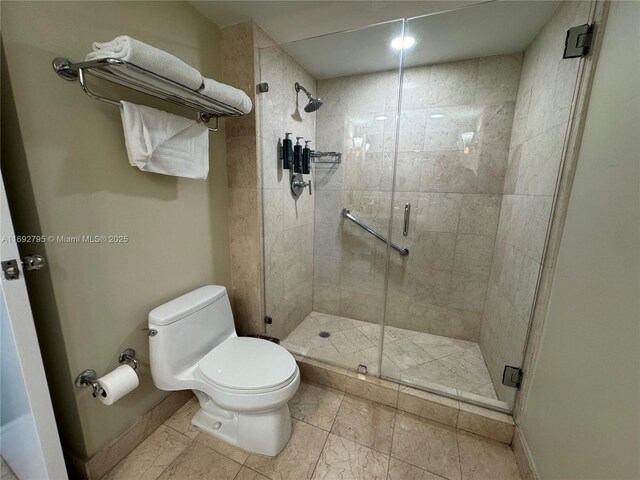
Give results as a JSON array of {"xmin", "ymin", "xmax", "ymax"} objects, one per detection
[{"xmin": 148, "ymin": 285, "xmax": 236, "ymax": 390}]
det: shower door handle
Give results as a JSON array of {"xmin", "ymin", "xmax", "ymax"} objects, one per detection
[{"xmin": 403, "ymin": 203, "xmax": 411, "ymax": 237}]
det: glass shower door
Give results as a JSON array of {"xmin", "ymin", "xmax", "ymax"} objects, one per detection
[
  {"xmin": 258, "ymin": 20, "xmax": 404, "ymax": 375},
  {"xmin": 381, "ymin": 1, "xmax": 593, "ymax": 410}
]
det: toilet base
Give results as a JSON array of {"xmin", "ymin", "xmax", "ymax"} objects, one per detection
[{"xmin": 191, "ymin": 397, "xmax": 293, "ymax": 457}]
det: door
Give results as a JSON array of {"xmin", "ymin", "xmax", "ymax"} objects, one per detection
[
  {"xmin": 0, "ymin": 171, "xmax": 67, "ymax": 479},
  {"xmin": 381, "ymin": 2, "xmax": 594, "ymax": 410},
  {"xmin": 258, "ymin": 20, "xmax": 405, "ymax": 375}
]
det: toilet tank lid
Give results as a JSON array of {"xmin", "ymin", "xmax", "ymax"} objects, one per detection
[{"xmin": 149, "ymin": 285, "xmax": 227, "ymax": 326}]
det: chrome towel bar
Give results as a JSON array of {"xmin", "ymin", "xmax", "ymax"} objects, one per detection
[{"xmin": 342, "ymin": 208, "xmax": 409, "ymax": 256}]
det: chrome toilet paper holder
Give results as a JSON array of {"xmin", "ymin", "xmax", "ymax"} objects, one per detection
[
  {"xmin": 75, "ymin": 348, "xmax": 141, "ymax": 397},
  {"xmin": 75, "ymin": 369, "xmax": 103, "ymax": 397},
  {"xmin": 118, "ymin": 348, "xmax": 141, "ymax": 372}
]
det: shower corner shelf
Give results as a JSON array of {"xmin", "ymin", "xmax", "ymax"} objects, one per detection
[
  {"xmin": 311, "ymin": 151, "xmax": 342, "ymax": 165},
  {"xmin": 52, "ymin": 57, "xmax": 246, "ymax": 131}
]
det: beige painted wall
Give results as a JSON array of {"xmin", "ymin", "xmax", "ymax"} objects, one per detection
[
  {"xmin": 1, "ymin": 1, "xmax": 230, "ymax": 460},
  {"xmin": 518, "ymin": 1, "xmax": 640, "ymax": 478}
]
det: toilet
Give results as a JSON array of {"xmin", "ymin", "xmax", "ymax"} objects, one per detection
[{"xmin": 148, "ymin": 285, "xmax": 300, "ymax": 456}]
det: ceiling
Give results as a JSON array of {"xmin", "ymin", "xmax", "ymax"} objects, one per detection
[
  {"xmin": 190, "ymin": 1, "xmax": 482, "ymax": 44},
  {"xmin": 191, "ymin": 1, "xmax": 560, "ymax": 80}
]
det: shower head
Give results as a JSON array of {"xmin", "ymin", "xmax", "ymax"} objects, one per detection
[
  {"xmin": 304, "ymin": 97, "xmax": 324, "ymax": 113},
  {"xmin": 295, "ymin": 82, "xmax": 323, "ymax": 113}
]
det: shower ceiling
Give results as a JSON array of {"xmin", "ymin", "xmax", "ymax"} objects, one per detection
[
  {"xmin": 192, "ymin": 0, "xmax": 559, "ymax": 80},
  {"xmin": 190, "ymin": 0, "xmax": 482, "ymax": 44},
  {"xmin": 283, "ymin": 1, "xmax": 560, "ymax": 79}
]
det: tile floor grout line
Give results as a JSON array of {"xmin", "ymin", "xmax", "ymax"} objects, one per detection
[
  {"xmin": 330, "ymin": 393, "xmax": 396, "ymax": 457},
  {"xmin": 163, "ymin": 422, "xmax": 194, "ymax": 440},
  {"xmin": 455, "ymin": 428, "xmax": 464, "ymax": 480},
  {"xmin": 387, "ymin": 404, "xmax": 400, "ymax": 477},
  {"xmin": 100, "ymin": 422, "xmax": 193, "ymax": 480},
  {"xmin": 309, "ymin": 420, "xmax": 334, "ymax": 480},
  {"xmin": 233, "ymin": 465, "xmax": 264, "ymax": 480},
  {"xmin": 293, "ymin": 388, "xmax": 346, "ymax": 480},
  {"xmin": 164, "ymin": 418, "xmax": 256, "ymax": 470},
  {"xmin": 392, "ymin": 408, "xmax": 465, "ymax": 480}
]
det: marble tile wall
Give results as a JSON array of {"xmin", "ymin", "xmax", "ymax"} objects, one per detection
[
  {"xmin": 479, "ymin": 1, "xmax": 590, "ymax": 404},
  {"xmin": 257, "ymin": 27, "xmax": 317, "ymax": 340},
  {"xmin": 221, "ymin": 22, "xmax": 316, "ymax": 340},
  {"xmin": 314, "ymin": 54, "xmax": 522, "ymax": 342},
  {"xmin": 222, "ymin": 22, "xmax": 263, "ymax": 335}
]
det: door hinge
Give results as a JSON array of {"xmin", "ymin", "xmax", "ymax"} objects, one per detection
[
  {"xmin": 2, "ymin": 260, "xmax": 20, "ymax": 280},
  {"xmin": 2, "ymin": 254, "xmax": 47, "ymax": 280},
  {"xmin": 564, "ymin": 23, "xmax": 594, "ymax": 59},
  {"xmin": 264, "ymin": 316, "xmax": 273, "ymax": 325},
  {"xmin": 502, "ymin": 365, "xmax": 523, "ymax": 389}
]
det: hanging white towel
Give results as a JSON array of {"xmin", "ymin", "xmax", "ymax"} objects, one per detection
[
  {"xmin": 199, "ymin": 77, "xmax": 253, "ymax": 114},
  {"xmin": 119, "ymin": 101, "xmax": 209, "ymax": 179},
  {"xmin": 86, "ymin": 36, "xmax": 203, "ymax": 90}
]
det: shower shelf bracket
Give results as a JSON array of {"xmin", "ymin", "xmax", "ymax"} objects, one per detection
[
  {"xmin": 52, "ymin": 57, "xmax": 247, "ymax": 132},
  {"xmin": 311, "ymin": 151, "xmax": 342, "ymax": 165}
]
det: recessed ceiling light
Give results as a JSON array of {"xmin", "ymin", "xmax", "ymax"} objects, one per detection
[
  {"xmin": 375, "ymin": 115, "xmax": 388, "ymax": 121},
  {"xmin": 391, "ymin": 36, "xmax": 416, "ymax": 50},
  {"xmin": 430, "ymin": 114, "xmax": 445, "ymax": 119}
]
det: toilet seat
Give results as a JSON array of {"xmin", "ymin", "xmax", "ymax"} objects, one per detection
[{"xmin": 198, "ymin": 337, "xmax": 297, "ymax": 393}]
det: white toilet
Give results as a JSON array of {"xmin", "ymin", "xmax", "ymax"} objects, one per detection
[{"xmin": 148, "ymin": 285, "xmax": 300, "ymax": 456}]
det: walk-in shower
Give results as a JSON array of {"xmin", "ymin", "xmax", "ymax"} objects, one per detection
[{"xmin": 258, "ymin": 0, "xmax": 592, "ymax": 412}]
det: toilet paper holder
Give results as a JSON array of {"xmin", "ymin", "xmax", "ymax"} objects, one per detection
[
  {"xmin": 118, "ymin": 348, "xmax": 141, "ymax": 372},
  {"xmin": 75, "ymin": 348, "xmax": 141, "ymax": 397},
  {"xmin": 75, "ymin": 369, "xmax": 103, "ymax": 397}
]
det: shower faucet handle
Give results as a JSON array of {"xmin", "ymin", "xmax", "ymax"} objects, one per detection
[{"xmin": 291, "ymin": 173, "xmax": 312, "ymax": 197}]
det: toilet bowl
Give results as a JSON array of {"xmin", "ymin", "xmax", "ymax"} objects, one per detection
[{"xmin": 148, "ymin": 285, "xmax": 300, "ymax": 456}]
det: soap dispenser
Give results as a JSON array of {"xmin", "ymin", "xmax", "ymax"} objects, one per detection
[
  {"xmin": 303, "ymin": 140, "xmax": 312, "ymax": 175},
  {"xmin": 282, "ymin": 132, "xmax": 293, "ymax": 170},
  {"xmin": 293, "ymin": 136, "xmax": 304, "ymax": 173}
]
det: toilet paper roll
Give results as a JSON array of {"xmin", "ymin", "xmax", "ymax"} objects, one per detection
[{"xmin": 97, "ymin": 364, "xmax": 139, "ymax": 405}]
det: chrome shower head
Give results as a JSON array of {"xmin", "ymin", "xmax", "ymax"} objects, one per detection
[{"xmin": 295, "ymin": 82, "xmax": 323, "ymax": 113}]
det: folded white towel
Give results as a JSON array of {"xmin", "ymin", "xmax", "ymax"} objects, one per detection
[
  {"xmin": 86, "ymin": 36, "xmax": 203, "ymax": 90},
  {"xmin": 119, "ymin": 101, "xmax": 209, "ymax": 179},
  {"xmin": 199, "ymin": 77, "xmax": 253, "ymax": 114}
]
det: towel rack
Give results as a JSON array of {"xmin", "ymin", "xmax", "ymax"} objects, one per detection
[{"xmin": 52, "ymin": 57, "xmax": 246, "ymax": 132}]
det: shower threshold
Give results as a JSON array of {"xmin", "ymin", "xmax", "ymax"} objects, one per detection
[{"xmin": 282, "ymin": 311, "xmax": 498, "ymax": 402}]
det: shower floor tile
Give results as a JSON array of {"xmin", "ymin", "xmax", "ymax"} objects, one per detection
[{"xmin": 282, "ymin": 312, "xmax": 498, "ymax": 401}]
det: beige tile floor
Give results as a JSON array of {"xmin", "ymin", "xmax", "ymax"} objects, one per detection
[
  {"xmin": 105, "ymin": 381, "xmax": 521, "ymax": 480},
  {"xmin": 1, "ymin": 457, "xmax": 18, "ymax": 480},
  {"xmin": 282, "ymin": 312, "xmax": 498, "ymax": 401}
]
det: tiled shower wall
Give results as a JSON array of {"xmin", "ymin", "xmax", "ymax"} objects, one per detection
[
  {"xmin": 258, "ymin": 31, "xmax": 317, "ymax": 340},
  {"xmin": 480, "ymin": 1, "xmax": 591, "ymax": 403},
  {"xmin": 221, "ymin": 22, "xmax": 263, "ymax": 335},
  {"xmin": 313, "ymin": 54, "xmax": 521, "ymax": 342},
  {"xmin": 222, "ymin": 21, "xmax": 316, "ymax": 340}
]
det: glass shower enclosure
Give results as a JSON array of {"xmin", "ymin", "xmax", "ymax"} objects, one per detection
[{"xmin": 258, "ymin": 0, "xmax": 593, "ymax": 411}]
